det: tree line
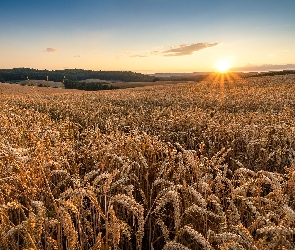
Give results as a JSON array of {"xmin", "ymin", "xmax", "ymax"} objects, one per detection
[
  {"xmin": 249, "ymin": 70, "xmax": 295, "ymax": 77},
  {"xmin": 0, "ymin": 68, "xmax": 156, "ymax": 83}
]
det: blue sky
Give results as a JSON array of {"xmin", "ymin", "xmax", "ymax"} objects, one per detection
[{"xmin": 1, "ymin": 0, "xmax": 294, "ymax": 72}]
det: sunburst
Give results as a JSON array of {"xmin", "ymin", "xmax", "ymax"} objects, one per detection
[{"xmin": 216, "ymin": 60, "xmax": 231, "ymax": 73}]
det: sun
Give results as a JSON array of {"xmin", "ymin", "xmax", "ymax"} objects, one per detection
[{"xmin": 216, "ymin": 60, "xmax": 231, "ymax": 73}]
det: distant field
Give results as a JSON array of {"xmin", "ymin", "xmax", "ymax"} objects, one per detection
[
  {"xmin": 0, "ymin": 82, "xmax": 76, "ymax": 95},
  {"xmin": 16, "ymin": 79, "xmax": 64, "ymax": 88},
  {"xmin": 1, "ymin": 74, "xmax": 295, "ymax": 249},
  {"xmin": 77, "ymin": 79, "xmax": 194, "ymax": 89},
  {"xmin": 112, "ymin": 80, "xmax": 192, "ymax": 88},
  {"xmin": 9, "ymin": 78, "xmax": 194, "ymax": 90}
]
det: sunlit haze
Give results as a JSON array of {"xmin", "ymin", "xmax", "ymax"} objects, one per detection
[
  {"xmin": 216, "ymin": 60, "xmax": 231, "ymax": 73},
  {"xmin": 1, "ymin": 0, "xmax": 295, "ymax": 73}
]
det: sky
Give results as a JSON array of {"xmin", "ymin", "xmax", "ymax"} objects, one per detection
[{"xmin": 0, "ymin": 0, "xmax": 295, "ymax": 73}]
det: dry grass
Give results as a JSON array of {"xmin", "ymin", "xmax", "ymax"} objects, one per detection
[{"xmin": 0, "ymin": 74, "xmax": 295, "ymax": 249}]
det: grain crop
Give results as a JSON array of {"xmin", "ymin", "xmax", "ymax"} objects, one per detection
[{"xmin": 0, "ymin": 74, "xmax": 295, "ymax": 249}]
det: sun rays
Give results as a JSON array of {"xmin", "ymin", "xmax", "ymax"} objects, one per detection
[
  {"xmin": 216, "ymin": 60, "xmax": 231, "ymax": 73},
  {"xmin": 205, "ymin": 71, "xmax": 244, "ymax": 94}
]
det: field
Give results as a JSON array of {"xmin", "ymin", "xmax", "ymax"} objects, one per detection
[
  {"xmin": 12, "ymin": 78, "xmax": 192, "ymax": 90},
  {"xmin": 16, "ymin": 80, "xmax": 64, "ymax": 89},
  {"xmin": 1, "ymin": 74, "xmax": 295, "ymax": 249}
]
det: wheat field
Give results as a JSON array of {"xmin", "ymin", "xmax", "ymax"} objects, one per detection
[{"xmin": 1, "ymin": 74, "xmax": 295, "ymax": 249}]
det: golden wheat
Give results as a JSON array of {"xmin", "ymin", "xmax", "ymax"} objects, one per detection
[{"xmin": 0, "ymin": 74, "xmax": 295, "ymax": 249}]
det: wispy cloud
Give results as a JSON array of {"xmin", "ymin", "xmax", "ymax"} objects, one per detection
[
  {"xmin": 44, "ymin": 48, "xmax": 58, "ymax": 53},
  {"xmin": 126, "ymin": 42, "xmax": 220, "ymax": 57},
  {"xmin": 124, "ymin": 51, "xmax": 151, "ymax": 58},
  {"xmin": 74, "ymin": 55, "xmax": 81, "ymax": 57},
  {"xmin": 162, "ymin": 43, "xmax": 220, "ymax": 56}
]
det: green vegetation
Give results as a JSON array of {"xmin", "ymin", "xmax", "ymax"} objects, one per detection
[
  {"xmin": 247, "ymin": 70, "xmax": 295, "ymax": 77},
  {"xmin": 64, "ymin": 79, "xmax": 120, "ymax": 91},
  {"xmin": 0, "ymin": 68, "xmax": 156, "ymax": 83}
]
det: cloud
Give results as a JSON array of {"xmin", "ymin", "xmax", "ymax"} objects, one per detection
[
  {"xmin": 74, "ymin": 55, "xmax": 81, "ymax": 57},
  {"xmin": 231, "ymin": 64, "xmax": 295, "ymax": 72},
  {"xmin": 44, "ymin": 48, "xmax": 58, "ymax": 53},
  {"xmin": 124, "ymin": 50, "xmax": 151, "ymax": 57},
  {"xmin": 162, "ymin": 43, "xmax": 220, "ymax": 56},
  {"xmin": 126, "ymin": 42, "xmax": 219, "ymax": 57},
  {"xmin": 130, "ymin": 54, "xmax": 149, "ymax": 58}
]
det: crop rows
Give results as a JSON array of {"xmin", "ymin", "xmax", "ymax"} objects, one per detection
[{"xmin": 0, "ymin": 74, "xmax": 295, "ymax": 249}]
